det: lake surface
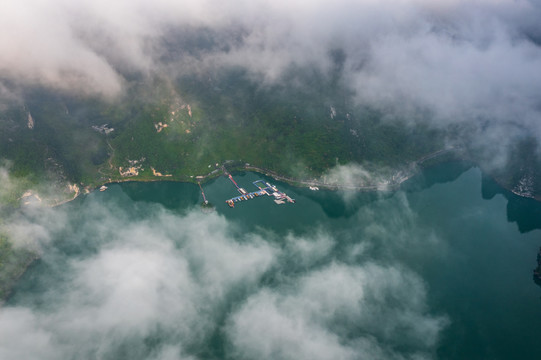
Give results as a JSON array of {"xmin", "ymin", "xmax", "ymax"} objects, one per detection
[{"xmin": 4, "ymin": 163, "xmax": 541, "ymax": 359}]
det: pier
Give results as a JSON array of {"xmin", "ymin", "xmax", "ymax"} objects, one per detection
[
  {"xmin": 198, "ymin": 182, "xmax": 208, "ymax": 204},
  {"xmin": 225, "ymin": 176, "xmax": 295, "ymax": 208}
]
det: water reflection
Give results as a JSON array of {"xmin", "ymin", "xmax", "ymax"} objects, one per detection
[
  {"xmin": 119, "ymin": 180, "xmax": 200, "ymax": 210},
  {"xmin": 534, "ymin": 247, "xmax": 541, "ymax": 287},
  {"xmin": 301, "ymin": 161, "xmax": 474, "ymax": 219},
  {"xmin": 481, "ymin": 174, "xmax": 541, "ymax": 233},
  {"xmin": 401, "ymin": 161, "xmax": 474, "ymax": 193}
]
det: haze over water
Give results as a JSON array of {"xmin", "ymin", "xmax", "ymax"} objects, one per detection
[{"xmin": 3, "ymin": 164, "xmax": 541, "ymax": 359}]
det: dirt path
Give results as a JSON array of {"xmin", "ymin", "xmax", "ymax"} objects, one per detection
[{"xmin": 97, "ymin": 139, "xmax": 116, "ymax": 177}]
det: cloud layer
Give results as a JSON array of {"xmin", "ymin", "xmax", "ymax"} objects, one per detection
[
  {"xmin": 227, "ymin": 262, "xmax": 447, "ymax": 360},
  {"xmin": 1, "ymin": 0, "xmax": 540, "ymax": 129},
  {"xmin": 0, "ymin": 188, "xmax": 447, "ymax": 359}
]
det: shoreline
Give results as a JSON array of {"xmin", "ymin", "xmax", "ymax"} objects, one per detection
[
  {"xmin": 51, "ymin": 145, "xmax": 537, "ymax": 208},
  {"xmin": 82, "ymin": 147, "xmax": 462, "ymax": 199}
]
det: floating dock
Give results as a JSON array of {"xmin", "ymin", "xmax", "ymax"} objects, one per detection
[{"xmin": 225, "ymin": 177, "xmax": 295, "ymax": 208}]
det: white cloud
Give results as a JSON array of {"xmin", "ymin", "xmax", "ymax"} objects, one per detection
[
  {"xmin": 227, "ymin": 262, "xmax": 448, "ymax": 360},
  {"xmin": 0, "ymin": 188, "xmax": 448, "ymax": 359},
  {"xmin": 1, "ymin": 0, "xmax": 540, "ymax": 128},
  {"xmin": 323, "ymin": 163, "xmax": 377, "ymax": 187},
  {"xmin": 0, "ymin": 307, "xmax": 57, "ymax": 360},
  {"xmin": 0, "ymin": 201, "xmax": 277, "ymax": 359},
  {"xmin": 283, "ymin": 232, "xmax": 335, "ymax": 268}
]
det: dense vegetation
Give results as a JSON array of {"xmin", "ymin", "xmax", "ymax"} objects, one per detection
[{"xmin": 0, "ymin": 68, "xmax": 447, "ymax": 199}]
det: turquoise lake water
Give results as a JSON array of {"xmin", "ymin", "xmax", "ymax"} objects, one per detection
[{"xmin": 4, "ymin": 163, "xmax": 541, "ymax": 359}]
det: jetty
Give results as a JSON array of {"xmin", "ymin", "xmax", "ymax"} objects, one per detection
[
  {"xmin": 225, "ymin": 176, "xmax": 295, "ymax": 208},
  {"xmin": 198, "ymin": 182, "xmax": 208, "ymax": 204}
]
